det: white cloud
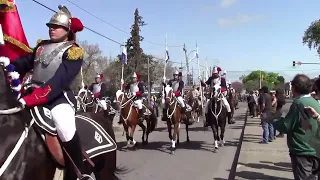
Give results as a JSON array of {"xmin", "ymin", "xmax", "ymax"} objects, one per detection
[
  {"xmin": 220, "ymin": 0, "xmax": 238, "ymax": 8},
  {"xmin": 217, "ymin": 14, "xmax": 264, "ymax": 27}
]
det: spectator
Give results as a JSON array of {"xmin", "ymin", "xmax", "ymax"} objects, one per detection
[
  {"xmin": 274, "ymin": 74, "xmax": 320, "ymax": 179},
  {"xmin": 259, "ymin": 86, "xmax": 274, "ymax": 143},
  {"xmin": 275, "ymin": 89, "xmax": 286, "ymax": 138}
]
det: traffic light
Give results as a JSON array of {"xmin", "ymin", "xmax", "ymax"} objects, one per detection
[{"xmin": 293, "ymin": 61, "xmax": 296, "ymax": 68}]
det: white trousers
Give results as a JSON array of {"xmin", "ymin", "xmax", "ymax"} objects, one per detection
[
  {"xmin": 51, "ymin": 103, "xmax": 76, "ymax": 142},
  {"xmin": 134, "ymin": 99, "xmax": 143, "ymax": 109},
  {"xmin": 97, "ymin": 99, "xmax": 108, "ymax": 110},
  {"xmin": 205, "ymin": 95, "xmax": 231, "ymax": 114}
]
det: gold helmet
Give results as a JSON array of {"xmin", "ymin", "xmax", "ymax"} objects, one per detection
[{"xmin": 46, "ymin": 5, "xmax": 72, "ymax": 29}]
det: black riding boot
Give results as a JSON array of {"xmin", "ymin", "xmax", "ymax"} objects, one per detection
[
  {"xmin": 62, "ymin": 132, "xmax": 88, "ymax": 180},
  {"xmin": 227, "ymin": 112, "xmax": 235, "ymax": 124},
  {"xmin": 138, "ymin": 109, "xmax": 144, "ymax": 123}
]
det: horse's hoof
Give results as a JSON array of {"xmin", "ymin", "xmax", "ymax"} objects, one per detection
[
  {"xmin": 170, "ymin": 150, "xmax": 175, "ymax": 155},
  {"xmin": 186, "ymin": 138, "xmax": 190, "ymax": 143},
  {"xmin": 215, "ymin": 146, "xmax": 219, "ymax": 149}
]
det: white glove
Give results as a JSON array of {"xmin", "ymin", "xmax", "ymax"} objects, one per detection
[{"xmin": 0, "ymin": 57, "xmax": 10, "ymax": 67}]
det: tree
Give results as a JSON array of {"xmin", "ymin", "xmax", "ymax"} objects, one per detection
[
  {"xmin": 242, "ymin": 70, "xmax": 284, "ymax": 90},
  {"xmin": 303, "ymin": 19, "xmax": 320, "ymax": 55},
  {"xmin": 231, "ymin": 81, "xmax": 244, "ymax": 93},
  {"xmin": 70, "ymin": 41, "xmax": 108, "ymax": 92}
]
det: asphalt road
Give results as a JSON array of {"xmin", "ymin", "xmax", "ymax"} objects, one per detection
[{"xmin": 115, "ymin": 102, "xmax": 248, "ymax": 180}]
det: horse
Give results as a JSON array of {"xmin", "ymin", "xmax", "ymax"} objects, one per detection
[
  {"xmin": 77, "ymin": 88, "xmax": 96, "ymax": 112},
  {"xmin": 163, "ymin": 85, "xmax": 192, "ymax": 154},
  {"xmin": 205, "ymin": 85, "xmax": 227, "ymax": 152},
  {"xmin": 186, "ymin": 93, "xmax": 202, "ymax": 123},
  {"xmin": 115, "ymin": 90, "xmax": 157, "ymax": 147},
  {"xmin": 226, "ymin": 88, "xmax": 236, "ymax": 123},
  {"xmin": 0, "ymin": 66, "xmax": 121, "ymax": 180}
]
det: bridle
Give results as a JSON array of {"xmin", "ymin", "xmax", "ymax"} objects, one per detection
[
  {"xmin": 164, "ymin": 86, "xmax": 178, "ymax": 119},
  {"xmin": 115, "ymin": 91, "xmax": 135, "ymax": 121}
]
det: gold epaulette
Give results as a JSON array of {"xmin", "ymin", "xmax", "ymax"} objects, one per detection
[
  {"xmin": 36, "ymin": 39, "xmax": 43, "ymax": 46},
  {"xmin": 67, "ymin": 46, "xmax": 84, "ymax": 60}
]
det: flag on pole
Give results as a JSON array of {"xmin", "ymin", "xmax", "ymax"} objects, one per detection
[
  {"xmin": 121, "ymin": 45, "xmax": 127, "ymax": 64},
  {"xmin": 165, "ymin": 34, "xmax": 169, "ymax": 63}
]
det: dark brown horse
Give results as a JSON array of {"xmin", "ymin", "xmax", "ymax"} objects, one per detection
[
  {"xmin": 206, "ymin": 86, "xmax": 227, "ymax": 152},
  {"xmin": 115, "ymin": 90, "xmax": 157, "ymax": 147},
  {"xmin": 186, "ymin": 94, "xmax": 202, "ymax": 123},
  {"xmin": 226, "ymin": 88, "xmax": 236, "ymax": 123},
  {"xmin": 0, "ymin": 67, "xmax": 121, "ymax": 180},
  {"xmin": 163, "ymin": 85, "xmax": 192, "ymax": 154}
]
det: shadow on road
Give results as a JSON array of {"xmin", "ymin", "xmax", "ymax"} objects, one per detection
[
  {"xmin": 117, "ymin": 138, "xmax": 240, "ymax": 154},
  {"xmin": 234, "ymin": 161, "xmax": 292, "ymax": 180}
]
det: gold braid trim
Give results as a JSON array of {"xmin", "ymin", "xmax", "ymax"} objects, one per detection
[
  {"xmin": 67, "ymin": 47, "xmax": 84, "ymax": 60},
  {"xmin": 36, "ymin": 39, "xmax": 43, "ymax": 46},
  {"xmin": 0, "ymin": 0, "xmax": 14, "ymax": 8},
  {"xmin": 4, "ymin": 34, "xmax": 33, "ymax": 53},
  {"xmin": 0, "ymin": 5, "xmax": 16, "ymax": 13}
]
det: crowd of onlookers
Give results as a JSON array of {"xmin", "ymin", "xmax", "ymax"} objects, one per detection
[
  {"xmin": 245, "ymin": 74, "xmax": 320, "ymax": 179},
  {"xmin": 247, "ymin": 87, "xmax": 286, "ymax": 142}
]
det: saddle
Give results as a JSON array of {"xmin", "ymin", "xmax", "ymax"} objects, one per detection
[{"xmin": 29, "ymin": 106, "xmax": 117, "ymax": 167}]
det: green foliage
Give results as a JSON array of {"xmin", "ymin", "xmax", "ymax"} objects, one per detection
[
  {"xmin": 302, "ymin": 19, "xmax": 320, "ymax": 55},
  {"xmin": 242, "ymin": 71, "xmax": 285, "ymax": 90}
]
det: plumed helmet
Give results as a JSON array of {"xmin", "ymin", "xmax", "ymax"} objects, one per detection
[
  {"xmin": 178, "ymin": 72, "xmax": 182, "ymax": 76},
  {"xmin": 213, "ymin": 66, "xmax": 222, "ymax": 74},
  {"xmin": 96, "ymin": 73, "xmax": 103, "ymax": 79},
  {"xmin": 46, "ymin": 5, "xmax": 84, "ymax": 33},
  {"xmin": 132, "ymin": 72, "xmax": 137, "ymax": 78},
  {"xmin": 173, "ymin": 70, "xmax": 179, "ymax": 75}
]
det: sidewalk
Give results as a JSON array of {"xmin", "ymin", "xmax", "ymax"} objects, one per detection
[{"xmin": 235, "ymin": 116, "xmax": 294, "ymax": 180}]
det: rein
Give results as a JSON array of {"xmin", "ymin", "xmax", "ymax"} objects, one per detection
[
  {"xmin": 210, "ymin": 90, "xmax": 223, "ymax": 119},
  {"xmin": 116, "ymin": 93, "xmax": 135, "ymax": 121}
]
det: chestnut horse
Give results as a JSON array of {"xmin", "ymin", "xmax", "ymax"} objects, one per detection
[
  {"xmin": 0, "ymin": 67, "xmax": 121, "ymax": 180},
  {"xmin": 163, "ymin": 85, "xmax": 192, "ymax": 154},
  {"xmin": 186, "ymin": 94, "xmax": 202, "ymax": 123},
  {"xmin": 115, "ymin": 90, "xmax": 157, "ymax": 147}
]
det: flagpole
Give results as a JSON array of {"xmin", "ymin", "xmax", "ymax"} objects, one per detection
[
  {"xmin": 196, "ymin": 42, "xmax": 204, "ymax": 109},
  {"xmin": 162, "ymin": 34, "xmax": 168, "ymax": 105},
  {"xmin": 121, "ymin": 40, "xmax": 126, "ymax": 91}
]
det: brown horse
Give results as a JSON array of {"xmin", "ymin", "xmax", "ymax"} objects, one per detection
[
  {"xmin": 186, "ymin": 94, "xmax": 202, "ymax": 123},
  {"xmin": 0, "ymin": 67, "xmax": 121, "ymax": 180},
  {"xmin": 163, "ymin": 85, "xmax": 191, "ymax": 154},
  {"xmin": 115, "ymin": 90, "xmax": 157, "ymax": 147},
  {"xmin": 226, "ymin": 88, "xmax": 236, "ymax": 123}
]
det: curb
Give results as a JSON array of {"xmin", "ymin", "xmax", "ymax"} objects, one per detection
[{"xmin": 228, "ymin": 108, "xmax": 248, "ymax": 179}]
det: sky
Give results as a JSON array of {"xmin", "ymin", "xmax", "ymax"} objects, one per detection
[{"xmin": 14, "ymin": 0, "xmax": 320, "ymax": 82}]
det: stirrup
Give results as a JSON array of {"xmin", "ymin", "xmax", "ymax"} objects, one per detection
[{"xmin": 78, "ymin": 174, "xmax": 94, "ymax": 180}]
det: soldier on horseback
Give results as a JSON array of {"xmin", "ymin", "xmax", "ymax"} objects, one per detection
[
  {"xmin": 89, "ymin": 73, "xmax": 116, "ymax": 114},
  {"xmin": 0, "ymin": 5, "xmax": 90, "ymax": 179},
  {"xmin": 124, "ymin": 72, "xmax": 149, "ymax": 122},
  {"xmin": 163, "ymin": 71, "xmax": 191, "ymax": 118},
  {"xmin": 201, "ymin": 67, "xmax": 235, "ymax": 126}
]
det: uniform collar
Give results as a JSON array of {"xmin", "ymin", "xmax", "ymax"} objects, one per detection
[{"xmin": 296, "ymin": 94, "xmax": 311, "ymax": 99}]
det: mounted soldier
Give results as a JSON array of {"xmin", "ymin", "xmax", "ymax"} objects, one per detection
[
  {"xmin": 124, "ymin": 72, "xmax": 149, "ymax": 122},
  {"xmin": 0, "ymin": 5, "xmax": 91, "ymax": 179},
  {"xmin": 201, "ymin": 67, "xmax": 235, "ymax": 126},
  {"xmin": 162, "ymin": 70, "xmax": 191, "ymax": 120},
  {"xmin": 89, "ymin": 73, "xmax": 116, "ymax": 114}
]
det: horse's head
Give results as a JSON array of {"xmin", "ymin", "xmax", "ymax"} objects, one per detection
[
  {"xmin": 211, "ymin": 85, "xmax": 221, "ymax": 100},
  {"xmin": 164, "ymin": 85, "xmax": 174, "ymax": 104},
  {"xmin": 78, "ymin": 89, "xmax": 93, "ymax": 104},
  {"xmin": 115, "ymin": 90, "xmax": 126, "ymax": 104}
]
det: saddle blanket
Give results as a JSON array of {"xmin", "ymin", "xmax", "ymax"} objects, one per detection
[{"xmin": 30, "ymin": 106, "xmax": 117, "ymax": 159}]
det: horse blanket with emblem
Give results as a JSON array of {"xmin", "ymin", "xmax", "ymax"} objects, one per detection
[{"xmin": 30, "ymin": 106, "xmax": 117, "ymax": 159}]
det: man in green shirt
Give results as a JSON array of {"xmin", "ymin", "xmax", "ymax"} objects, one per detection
[{"xmin": 273, "ymin": 74, "xmax": 320, "ymax": 179}]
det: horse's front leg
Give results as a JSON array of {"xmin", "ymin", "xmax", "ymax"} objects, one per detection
[
  {"xmin": 185, "ymin": 122, "xmax": 190, "ymax": 142},
  {"xmin": 138, "ymin": 122, "xmax": 147, "ymax": 145},
  {"xmin": 129, "ymin": 124, "xmax": 137, "ymax": 146},
  {"xmin": 167, "ymin": 120, "xmax": 173, "ymax": 140}
]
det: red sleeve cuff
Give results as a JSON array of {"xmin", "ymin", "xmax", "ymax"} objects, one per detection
[{"xmin": 22, "ymin": 85, "xmax": 51, "ymax": 107}]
